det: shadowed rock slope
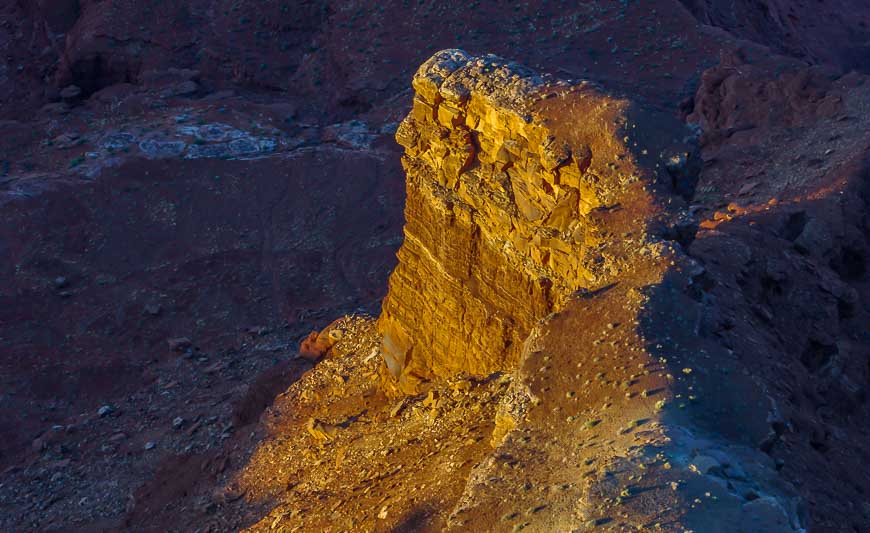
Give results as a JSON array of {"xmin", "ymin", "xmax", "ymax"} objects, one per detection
[
  {"xmin": 374, "ymin": 49, "xmax": 803, "ymax": 531},
  {"xmin": 228, "ymin": 50, "xmax": 847, "ymax": 532}
]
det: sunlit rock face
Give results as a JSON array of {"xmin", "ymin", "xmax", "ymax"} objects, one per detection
[{"xmin": 378, "ymin": 49, "xmax": 698, "ymax": 393}]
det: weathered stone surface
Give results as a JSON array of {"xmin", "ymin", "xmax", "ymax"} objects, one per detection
[
  {"xmin": 298, "ymin": 319, "xmax": 345, "ymax": 361},
  {"xmin": 378, "ymin": 49, "xmax": 698, "ymax": 393}
]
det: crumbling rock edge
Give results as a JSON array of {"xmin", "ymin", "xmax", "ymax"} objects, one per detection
[
  {"xmin": 240, "ymin": 48, "xmax": 870, "ymax": 531},
  {"xmin": 377, "ymin": 48, "xmax": 701, "ymax": 396},
  {"xmin": 369, "ymin": 50, "xmax": 805, "ymax": 530}
]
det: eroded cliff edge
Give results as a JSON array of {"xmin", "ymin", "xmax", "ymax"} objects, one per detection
[
  {"xmin": 368, "ymin": 49, "xmax": 805, "ymax": 531},
  {"xmin": 377, "ymin": 49, "xmax": 699, "ymax": 394}
]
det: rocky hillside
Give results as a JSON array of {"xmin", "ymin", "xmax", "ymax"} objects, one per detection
[
  {"xmin": 1, "ymin": 1, "xmax": 869, "ymax": 532},
  {"xmin": 229, "ymin": 49, "xmax": 869, "ymax": 532}
]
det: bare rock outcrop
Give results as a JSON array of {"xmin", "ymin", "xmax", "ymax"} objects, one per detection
[
  {"xmin": 227, "ymin": 50, "xmax": 857, "ymax": 532},
  {"xmin": 368, "ymin": 50, "xmax": 806, "ymax": 531},
  {"xmin": 377, "ymin": 49, "xmax": 699, "ymax": 394}
]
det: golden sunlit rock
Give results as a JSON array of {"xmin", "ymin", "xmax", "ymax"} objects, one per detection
[{"xmin": 377, "ymin": 49, "xmax": 698, "ymax": 394}]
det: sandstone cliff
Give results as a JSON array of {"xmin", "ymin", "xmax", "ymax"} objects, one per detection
[
  {"xmin": 221, "ymin": 48, "xmax": 870, "ymax": 531},
  {"xmin": 378, "ymin": 49, "xmax": 699, "ymax": 394},
  {"xmin": 368, "ymin": 50, "xmax": 807, "ymax": 531}
]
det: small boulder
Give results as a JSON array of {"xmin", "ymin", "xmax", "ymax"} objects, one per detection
[
  {"xmin": 53, "ymin": 132, "xmax": 81, "ymax": 149},
  {"xmin": 741, "ymin": 496, "xmax": 792, "ymax": 529},
  {"xmin": 305, "ymin": 418, "xmax": 336, "ymax": 443},
  {"xmin": 689, "ymin": 454, "xmax": 721, "ymax": 475},
  {"xmin": 167, "ymin": 337, "xmax": 192, "ymax": 352},
  {"xmin": 138, "ymin": 139, "xmax": 186, "ymax": 159},
  {"xmin": 59, "ymin": 85, "xmax": 82, "ymax": 102},
  {"xmin": 794, "ymin": 218, "xmax": 833, "ymax": 255},
  {"xmin": 298, "ymin": 320, "xmax": 345, "ymax": 360},
  {"xmin": 298, "ymin": 331, "xmax": 330, "ymax": 361},
  {"xmin": 540, "ymin": 137, "xmax": 571, "ymax": 171},
  {"xmin": 41, "ymin": 102, "xmax": 70, "ymax": 115},
  {"xmin": 160, "ymin": 81, "xmax": 199, "ymax": 99},
  {"xmin": 92, "ymin": 83, "xmax": 137, "ymax": 105}
]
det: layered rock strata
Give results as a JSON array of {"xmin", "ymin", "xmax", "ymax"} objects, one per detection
[{"xmin": 378, "ymin": 49, "xmax": 698, "ymax": 393}]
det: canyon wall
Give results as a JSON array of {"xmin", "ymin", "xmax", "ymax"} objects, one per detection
[{"xmin": 377, "ymin": 49, "xmax": 699, "ymax": 393}]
